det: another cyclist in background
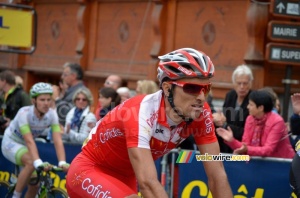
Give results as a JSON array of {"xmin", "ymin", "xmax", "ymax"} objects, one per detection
[
  {"xmin": 66, "ymin": 48, "xmax": 232, "ymax": 198},
  {"xmin": 1, "ymin": 82, "xmax": 69, "ymax": 198}
]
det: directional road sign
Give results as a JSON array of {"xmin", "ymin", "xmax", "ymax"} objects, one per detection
[
  {"xmin": 270, "ymin": 0, "xmax": 300, "ymax": 19},
  {"xmin": 0, "ymin": 3, "xmax": 37, "ymax": 54},
  {"xmin": 268, "ymin": 21, "xmax": 300, "ymax": 44},
  {"xmin": 266, "ymin": 43, "xmax": 300, "ymax": 66}
]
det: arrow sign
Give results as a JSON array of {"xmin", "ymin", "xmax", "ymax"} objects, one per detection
[
  {"xmin": 266, "ymin": 43, "xmax": 300, "ymax": 66},
  {"xmin": 276, "ymin": 2, "xmax": 285, "ymax": 13},
  {"xmin": 270, "ymin": 0, "xmax": 300, "ymax": 19},
  {"xmin": 268, "ymin": 21, "xmax": 300, "ymax": 44}
]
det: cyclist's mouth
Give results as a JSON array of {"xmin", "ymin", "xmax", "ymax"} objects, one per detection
[{"xmin": 191, "ymin": 104, "xmax": 203, "ymax": 111}]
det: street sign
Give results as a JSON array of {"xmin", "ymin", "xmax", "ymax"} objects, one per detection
[
  {"xmin": 266, "ymin": 43, "xmax": 300, "ymax": 66},
  {"xmin": 268, "ymin": 21, "xmax": 300, "ymax": 43},
  {"xmin": 270, "ymin": 0, "xmax": 300, "ymax": 19},
  {"xmin": 0, "ymin": 3, "xmax": 37, "ymax": 54}
]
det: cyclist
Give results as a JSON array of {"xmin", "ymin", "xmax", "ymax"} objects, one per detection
[
  {"xmin": 66, "ymin": 48, "xmax": 233, "ymax": 197},
  {"xmin": 1, "ymin": 82, "xmax": 69, "ymax": 198}
]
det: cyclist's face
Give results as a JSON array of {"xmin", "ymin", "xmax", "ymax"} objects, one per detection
[
  {"xmin": 34, "ymin": 94, "xmax": 52, "ymax": 114},
  {"xmin": 165, "ymin": 78, "xmax": 210, "ymax": 120}
]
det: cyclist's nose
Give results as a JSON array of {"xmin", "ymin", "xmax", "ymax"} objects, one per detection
[{"xmin": 195, "ymin": 91, "xmax": 205, "ymax": 100}]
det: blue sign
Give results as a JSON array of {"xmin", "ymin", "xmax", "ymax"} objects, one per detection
[{"xmin": 179, "ymin": 157, "xmax": 294, "ymax": 198}]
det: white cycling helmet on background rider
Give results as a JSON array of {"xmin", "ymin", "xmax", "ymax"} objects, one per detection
[
  {"xmin": 30, "ymin": 82, "xmax": 53, "ymax": 98},
  {"xmin": 157, "ymin": 48, "xmax": 215, "ymax": 86}
]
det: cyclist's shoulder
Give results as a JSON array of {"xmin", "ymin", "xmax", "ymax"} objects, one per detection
[
  {"xmin": 16, "ymin": 105, "xmax": 31, "ymax": 114},
  {"xmin": 44, "ymin": 108, "xmax": 59, "ymax": 119}
]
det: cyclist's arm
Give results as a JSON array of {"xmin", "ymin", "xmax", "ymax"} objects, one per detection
[
  {"xmin": 128, "ymin": 147, "xmax": 168, "ymax": 198},
  {"xmin": 197, "ymin": 142, "xmax": 233, "ymax": 198},
  {"xmin": 23, "ymin": 132, "xmax": 40, "ymax": 161}
]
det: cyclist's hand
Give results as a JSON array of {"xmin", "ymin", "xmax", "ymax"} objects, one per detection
[
  {"xmin": 38, "ymin": 162, "xmax": 52, "ymax": 171},
  {"xmin": 58, "ymin": 161, "xmax": 70, "ymax": 172},
  {"xmin": 34, "ymin": 159, "xmax": 52, "ymax": 171}
]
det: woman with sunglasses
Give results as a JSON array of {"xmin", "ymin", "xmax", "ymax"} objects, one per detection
[
  {"xmin": 66, "ymin": 48, "xmax": 233, "ymax": 198},
  {"xmin": 63, "ymin": 88, "xmax": 96, "ymax": 145}
]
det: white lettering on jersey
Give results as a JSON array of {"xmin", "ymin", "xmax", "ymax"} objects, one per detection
[
  {"xmin": 203, "ymin": 109, "xmax": 213, "ymax": 133},
  {"xmin": 99, "ymin": 128, "xmax": 123, "ymax": 143},
  {"xmin": 146, "ymin": 110, "xmax": 158, "ymax": 128},
  {"xmin": 82, "ymin": 178, "xmax": 112, "ymax": 198}
]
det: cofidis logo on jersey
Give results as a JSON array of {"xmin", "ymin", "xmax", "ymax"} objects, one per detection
[
  {"xmin": 71, "ymin": 171, "xmax": 112, "ymax": 198},
  {"xmin": 202, "ymin": 109, "xmax": 213, "ymax": 133}
]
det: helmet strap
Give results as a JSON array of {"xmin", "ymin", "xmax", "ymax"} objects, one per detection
[{"xmin": 167, "ymin": 85, "xmax": 193, "ymax": 124}]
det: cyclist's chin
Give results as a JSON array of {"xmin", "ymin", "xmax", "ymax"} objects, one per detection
[{"xmin": 39, "ymin": 107, "xmax": 49, "ymax": 114}]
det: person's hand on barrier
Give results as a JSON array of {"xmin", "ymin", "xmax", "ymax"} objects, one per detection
[
  {"xmin": 233, "ymin": 143, "xmax": 248, "ymax": 155},
  {"xmin": 58, "ymin": 161, "xmax": 70, "ymax": 172},
  {"xmin": 216, "ymin": 126, "xmax": 233, "ymax": 142}
]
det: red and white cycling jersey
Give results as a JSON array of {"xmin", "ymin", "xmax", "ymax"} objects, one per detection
[{"xmin": 82, "ymin": 90, "xmax": 216, "ymax": 176}]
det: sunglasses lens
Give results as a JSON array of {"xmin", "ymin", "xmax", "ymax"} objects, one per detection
[{"xmin": 183, "ymin": 84, "xmax": 210, "ymax": 95}]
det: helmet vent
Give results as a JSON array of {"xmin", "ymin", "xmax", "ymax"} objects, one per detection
[{"xmin": 180, "ymin": 64, "xmax": 194, "ymax": 72}]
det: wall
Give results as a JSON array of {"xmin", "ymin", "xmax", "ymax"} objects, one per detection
[{"xmin": 0, "ymin": 0, "xmax": 299, "ymax": 111}]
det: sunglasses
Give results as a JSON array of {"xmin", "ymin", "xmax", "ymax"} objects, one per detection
[
  {"xmin": 75, "ymin": 97, "xmax": 87, "ymax": 102},
  {"xmin": 168, "ymin": 81, "xmax": 211, "ymax": 96},
  {"xmin": 104, "ymin": 81, "xmax": 117, "ymax": 86}
]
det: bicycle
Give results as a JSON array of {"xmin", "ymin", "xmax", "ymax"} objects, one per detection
[{"xmin": 0, "ymin": 165, "xmax": 68, "ymax": 198}]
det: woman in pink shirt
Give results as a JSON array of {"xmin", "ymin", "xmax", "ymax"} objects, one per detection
[{"xmin": 217, "ymin": 90, "xmax": 295, "ymax": 159}]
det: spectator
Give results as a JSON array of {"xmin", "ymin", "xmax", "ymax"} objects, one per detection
[
  {"xmin": 216, "ymin": 90, "xmax": 295, "ymax": 158},
  {"xmin": 98, "ymin": 87, "xmax": 121, "ymax": 118},
  {"xmin": 289, "ymin": 93, "xmax": 300, "ymax": 197},
  {"xmin": 291, "ymin": 141, "xmax": 300, "ymax": 198},
  {"xmin": 55, "ymin": 62, "xmax": 88, "ymax": 126},
  {"xmin": 213, "ymin": 64, "xmax": 253, "ymax": 153},
  {"xmin": 63, "ymin": 88, "xmax": 96, "ymax": 145},
  {"xmin": 290, "ymin": 93, "xmax": 300, "ymax": 135},
  {"xmin": 260, "ymin": 86, "xmax": 281, "ymax": 114},
  {"xmin": 117, "ymin": 87, "xmax": 131, "ymax": 103},
  {"xmin": 135, "ymin": 80, "xmax": 159, "ymax": 95},
  {"xmin": 15, "ymin": 75, "xmax": 24, "ymax": 89},
  {"xmin": 94, "ymin": 74, "xmax": 123, "ymax": 120},
  {"xmin": 104, "ymin": 74, "xmax": 123, "ymax": 90},
  {"xmin": 0, "ymin": 70, "xmax": 31, "ymax": 134}
]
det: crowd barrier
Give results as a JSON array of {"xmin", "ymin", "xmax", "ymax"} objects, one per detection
[
  {"xmin": 0, "ymin": 140, "xmax": 295, "ymax": 198},
  {"xmin": 165, "ymin": 149, "xmax": 295, "ymax": 198}
]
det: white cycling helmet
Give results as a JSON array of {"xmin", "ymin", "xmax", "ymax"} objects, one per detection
[
  {"xmin": 157, "ymin": 48, "xmax": 214, "ymax": 86},
  {"xmin": 30, "ymin": 82, "xmax": 53, "ymax": 98}
]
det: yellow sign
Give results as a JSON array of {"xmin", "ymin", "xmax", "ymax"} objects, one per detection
[{"xmin": 0, "ymin": 8, "xmax": 33, "ymax": 47}]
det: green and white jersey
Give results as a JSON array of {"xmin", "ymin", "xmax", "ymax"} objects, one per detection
[{"xmin": 7, "ymin": 105, "xmax": 60, "ymax": 141}]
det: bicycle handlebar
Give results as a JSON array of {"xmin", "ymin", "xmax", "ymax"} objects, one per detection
[
  {"xmin": 30, "ymin": 165, "xmax": 64, "ymax": 185},
  {"xmin": 36, "ymin": 165, "xmax": 63, "ymax": 172}
]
